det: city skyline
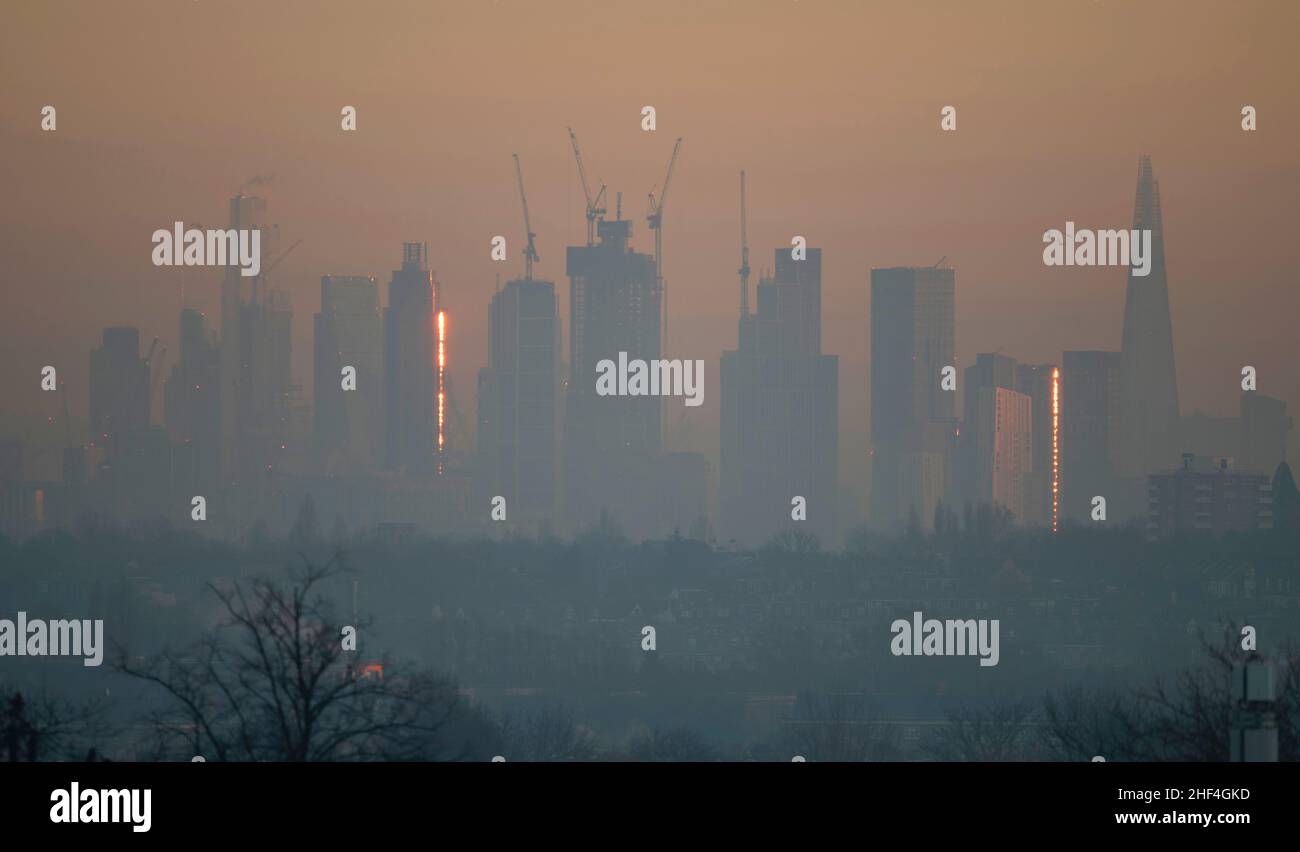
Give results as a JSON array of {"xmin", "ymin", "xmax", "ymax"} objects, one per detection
[
  {"xmin": 3, "ymin": 147, "xmax": 1291, "ymax": 543},
  {"xmin": 4, "ymin": 1, "xmax": 1300, "ymax": 807},
  {"xmin": 4, "ymin": 2, "xmax": 1298, "ymax": 496}
]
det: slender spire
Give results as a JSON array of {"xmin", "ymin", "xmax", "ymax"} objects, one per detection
[
  {"xmin": 739, "ymin": 170, "xmax": 750, "ymax": 320},
  {"xmin": 1118, "ymin": 154, "xmax": 1180, "ymax": 479}
]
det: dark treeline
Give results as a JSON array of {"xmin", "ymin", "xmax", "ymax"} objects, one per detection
[{"xmin": 2, "ymin": 507, "xmax": 1298, "ymax": 760}]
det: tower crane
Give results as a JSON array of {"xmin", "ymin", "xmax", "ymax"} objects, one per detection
[
  {"xmin": 647, "ymin": 137, "xmax": 682, "ymax": 351},
  {"xmin": 566, "ymin": 127, "xmax": 607, "ymax": 245},
  {"xmin": 263, "ymin": 239, "xmax": 303, "ymax": 278},
  {"xmin": 513, "ymin": 154, "xmax": 539, "ymax": 280}
]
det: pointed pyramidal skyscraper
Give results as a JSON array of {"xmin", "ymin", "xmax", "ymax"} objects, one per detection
[{"xmin": 1117, "ymin": 155, "xmax": 1180, "ymax": 481}]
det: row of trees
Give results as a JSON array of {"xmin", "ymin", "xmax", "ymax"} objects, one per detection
[{"xmin": 5, "ymin": 549, "xmax": 1296, "ymax": 761}]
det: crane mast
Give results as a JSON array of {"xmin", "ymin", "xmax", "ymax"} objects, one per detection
[
  {"xmin": 647, "ymin": 137, "xmax": 682, "ymax": 356},
  {"xmin": 513, "ymin": 153, "xmax": 539, "ymax": 280},
  {"xmin": 566, "ymin": 127, "xmax": 606, "ymax": 246}
]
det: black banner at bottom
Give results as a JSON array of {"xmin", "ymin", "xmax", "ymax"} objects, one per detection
[{"xmin": 0, "ymin": 761, "xmax": 1277, "ymax": 839}]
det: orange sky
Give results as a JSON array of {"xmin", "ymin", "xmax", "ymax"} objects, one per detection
[{"xmin": 2, "ymin": 0, "xmax": 1297, "ymax": 499}]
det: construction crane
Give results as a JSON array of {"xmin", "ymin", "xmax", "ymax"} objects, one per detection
[
  {"xmin": 263, "ymin": 239, "xmax": 303, "ymax": 278},
  {"xmin": 566, "ymin": 127, "xmax": 607, "ymax": 246},
  {"xmin": 513, "ymin": 154, "xmax": 539, "ymax": 280},
  {"xmin": 647, "ymin": 137, "xmax": 682, "ymax": 351},
  {"xmin": 739, "ymin": 169, "xmax": 750, "ymax": 320}
]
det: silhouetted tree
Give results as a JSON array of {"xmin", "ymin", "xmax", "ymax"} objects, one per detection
[
  {"xmin": 783, "ymin": 693, "xmax": 900, "ymax": 761},
  {"xmin": 0, "ymin": 688, "xmax": 107, "ymax": 761},
  {"xmin": 626, "ymin": 727, "xmax": 717, "ymax": 761},
  {"xmin": 117, "ymin": 555, "xmax": 471, "ymax": 761},
  {"xmin": 1043, "ymin": 626, "xmax": 1300, "ymax": 761},
  {"xmin": 923, "ymin": 699, "xmax": 1040, "ymax": 760},
  {"xmin": 494, "ymin": 705, "xmax": 597, "ymax": 761}
]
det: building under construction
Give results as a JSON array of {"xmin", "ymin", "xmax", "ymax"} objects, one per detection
[
  {"xmin": 564, "ymin": 212, "xmax": 662, "ymax": 535},
  {"xmin": 721, "ymin": 226, "xmax": 839, "ymax": 546},
  {"xmin": 218, "ymin": 192, "xmax": 304, "ymax": 484},
  {"xmin": 478, "ymin": 155, "xmax": 560, "ymax": 534},
  {"xmin": 557, "ymin": 130, "xmax": 707, "ymax": 538}
]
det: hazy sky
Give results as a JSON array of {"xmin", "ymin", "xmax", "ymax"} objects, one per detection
[{"xmin": 3, "ymin": 0, "xmax": 1297, "ymax": 493}]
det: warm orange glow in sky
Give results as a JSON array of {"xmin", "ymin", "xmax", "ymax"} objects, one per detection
[{"xmin": 3, "ymin": 0, "xmax": 1297, "ymax": 499}]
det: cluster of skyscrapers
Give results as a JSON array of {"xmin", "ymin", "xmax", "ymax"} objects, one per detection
[
  {"xmin": 0, "ymin": 154, "xmax": 1290, "ymax": 544},
  {"xmin": 869, "ymin": 156, "xmax": 1290, "ymax": 537}
]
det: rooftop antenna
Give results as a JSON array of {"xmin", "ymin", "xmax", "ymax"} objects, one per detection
[{"xmin": 739, "ymin": 169, "xmax": 750, "ymax": 320}]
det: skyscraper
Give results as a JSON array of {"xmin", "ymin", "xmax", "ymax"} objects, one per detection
[
  {"xmin": 89, "ymin": 326, "xmax": 150, "ymax": 454},
  {"xmin": 564, "ymin": 215, "xmax": 661, "ymax": 535},
  {"xmin": 315, "ymin": 276, "xmax": 383, "ymax": 473},
  {"xmin": 477, "ymin": 276, "xmax": 559, "ymax": 533},
  {"xmin": 1060, "ymin": 350, "xmax": 1121, "ymax": 522},
  {"xmin": 1015, "ymin": 363, "xmax": 1058, "ymax": 527},
  {"xmin": 960, "ymin": 353, "xmax": 1018, "ymax": 504},
  {"xmin": 972, "ymin": 386, "xmax": 1032, "ymax": 523},
  {"xmin": 1117, "ymin": 155, "xmax": 1180, "ymax": 487},
  {"xmin": 384, "ymin": 243, "xmax": 439, "ymax": 475},
  {"xmin": 870, "ymin": 266, "xmax": 956, "ymax": 532},
  {"xmin": 218, "ymin": 192, "xmax": 288, "ymax": 482},
  {"xmin": 164, "ymin": 308, "xmax": 220, "ymax": 484},
  {"xmin": 721, "ymin": 248, "xmax": 838, "ymax": 545}
]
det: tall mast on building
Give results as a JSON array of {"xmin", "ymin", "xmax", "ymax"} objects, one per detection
[
  {"xmin": 739, "ymin": 169, "xmax": 750, "ymax": 321},
  {"xmin": 513, "ymin": 153, "xmax": 539, "ymax": 281},
  {"xmin": 566, "ymin": 127, "xmax": 606, "ymax": 246},
  {"xmin": 647, "ymin": 137, "xmax": 682, "ymax": 356}
]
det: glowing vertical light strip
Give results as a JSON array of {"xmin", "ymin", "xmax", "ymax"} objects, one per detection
[
  {"xmin": 437, "ymin": 310, "xmax": 446, "ymax": 473},
  {"xmin": 1051, "ymin": 366, "xmax": 1060, "ymax": 534}
]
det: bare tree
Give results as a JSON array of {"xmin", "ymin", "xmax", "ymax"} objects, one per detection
[
  {"xmin": 626, "ymin": 726, "xmax": 718, "ymax": 762},
  {"xmin": 494, "ymin": 705, "xmax": 598, "ymax": 762},
  {"xmin": 922, "ymin": 699, "xmax": 1040, "ymax": 761},
  {"xmin": 783, "ymin": 693, "xmax": 899, "ymax": 761},
  {"xmin": 117, "ymin": 554, "xmax": 470, "ymax": 761},
  {"xmin": 1041, "ymin": 687, "xmax": 1156, "ymax": 761},
  {"xmin": 1042, "ymin": 624, "xmax": 1300, "ymax": 761},
  {"xmin": 0, "ymin": 687, "xmax": 109, "ymax": 761}
]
